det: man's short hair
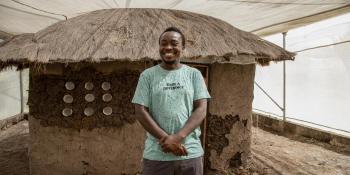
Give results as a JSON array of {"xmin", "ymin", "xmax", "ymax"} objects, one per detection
[{"xmin": 159, "ymin": 27, "xmax": 186, "ymax": 49}]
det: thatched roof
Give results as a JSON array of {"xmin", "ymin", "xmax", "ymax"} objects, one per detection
[{"xmin": 0, "ymin": 8, "xmax": 295, "ymax": 70}]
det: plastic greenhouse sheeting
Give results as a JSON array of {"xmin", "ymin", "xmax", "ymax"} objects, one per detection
[
  {"xmin": 0, "ymin": 68, "xmax": 29, "ymax": 120},
  {"xmin": 0, "ymin": 69, "xmax": 20, "ymax": 120},
  {"xmin": 253, "ymin": 13, "xmax": 350, "ymax": 136},
  {"xmin": 0, "ymin": 0, "xmax": 349, "ymax": 36}
]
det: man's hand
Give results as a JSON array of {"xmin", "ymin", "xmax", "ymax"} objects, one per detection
[{"xmin": 159, "ymin": 135, "xmax": 188, "ymax": 156}]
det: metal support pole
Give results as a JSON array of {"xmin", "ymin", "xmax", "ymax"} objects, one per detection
[
  {"xmin": 282, "ymin": 32, "xmax": 287, "ymax": 122},
  {"xmin": 19, "ymin": 70, "xmax": 23, "ymax": 114},
  {"xmin": 254, "ymin": 82, "xmax": 283, "ymax": 111}
]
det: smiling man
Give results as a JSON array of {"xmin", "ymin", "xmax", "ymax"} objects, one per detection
[{"xmin": 132, "ymin": 27, "xmax": 211, "ymax": 175}]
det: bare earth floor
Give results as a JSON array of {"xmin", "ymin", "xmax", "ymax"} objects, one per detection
[
  {"xmin": 0, "ymin": 121, "xmax": 29, "ymax": 175},
  {"xmin": 251, "ymin": 128, "xmax": 350, "ymax": 175},
  {"xmin": 0, "ymin": 120, "xmax": 349, "ymax": 175}
]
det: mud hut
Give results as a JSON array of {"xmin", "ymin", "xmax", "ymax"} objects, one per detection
[{"xmin": 0, "ymin": 8, "xmax": 294, "ymax": 175}]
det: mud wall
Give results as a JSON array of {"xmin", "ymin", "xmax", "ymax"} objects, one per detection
[
  {"xmin": 29, "ymin": 62, "xmax": 142, "ymax": 130},
  {"xmin": 206, "ymin": 63, "xmax": 255, "ymax": 174},
  {"xmin": 28, "ymin": 61, "xmax": 152, "ymax": 175}
]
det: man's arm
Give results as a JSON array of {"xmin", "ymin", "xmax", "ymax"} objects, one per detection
[
  {"xmin": 177, "ymin": 98, "xmax": 207, "ymax": 139},
  {"xmin": 134, "ymin": 104, "xmax": 168, "ymax": 140}
]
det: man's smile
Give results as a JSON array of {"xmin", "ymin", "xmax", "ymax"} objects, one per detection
[
  {"xmin": 164, "ymin": 52, "xmax": 174, "ymax": 57},
  {"xmin": 163, "ymin": 52, "xmax": 176, "ymax": 58}
]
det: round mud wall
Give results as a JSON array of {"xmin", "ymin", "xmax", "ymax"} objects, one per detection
[{"xmin": 205, "ymin": 63, "xmax": 255, "ymax": 174}]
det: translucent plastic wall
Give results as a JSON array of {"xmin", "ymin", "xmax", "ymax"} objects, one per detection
[
  {"xmin": 254, "ymin": 13, "xmax": 350, "ymax": 136},
  {"xmin": 0, "ymin": 68, "xmax": 29, "ymax": 120},
  {"xmin": 0, "ymin": 0, "xmax": 347, "ymax": 35}
]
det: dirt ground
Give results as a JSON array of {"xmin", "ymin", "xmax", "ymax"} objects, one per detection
[
  {"xmin": 0, "ymin": 121, "xmax": 29, "ymax": 175},
  {"xmin": 250, "ymin": 129, "xmax": 350, "ymax": 175},
  {"xmin": 0, "ymin": 120, "xmax": 349, "ymax": 175}
]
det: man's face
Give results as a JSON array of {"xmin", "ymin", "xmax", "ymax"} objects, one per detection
[{"xmin": 159, "ymin": 31, "xmax": 183, "ymax": 64}]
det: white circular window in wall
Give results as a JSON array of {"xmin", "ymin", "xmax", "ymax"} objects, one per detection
[
  {"xmin": 102, "ymin": 93, "xmax": 113, "ymax": 102},
  {"xmin": 62, "ymin": 108, "xmax": 73, "ymax": 117},
  {"xmin": 84, "ymin": 107, "xmax": 94, "ymax": 116},
  {"xmin": 63, "ymin": 94, "xmax": 73, "ymax": 103},
  {"xmin": 85, "ymin": 82, "xmax": 94, "ymax": 90},
  {"xmin": 65, "ymin": 82, "xmax": 75, "ymax": 90},
  {"xmin": 103, "ymin": 107, "xmax": 113, "ymax": 115},
  {"xmin": 85, "ymin": 94, "xmax": 95, "ymax": 102},
  {"xmin": 101, "ymin": 82, "xmax": 111, "ymax": 91}
]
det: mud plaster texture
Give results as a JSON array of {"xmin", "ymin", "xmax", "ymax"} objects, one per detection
[
  {"xmin": 28, "ymin": 62, "xmax": 148, "ymax": 130},
  {"xmin": 206, "ymin": 63, "xmax": 255, "ymax": 174},
  {"xmin": 27, "ymin": 61, "xmax": 152, "ymax": 175}
]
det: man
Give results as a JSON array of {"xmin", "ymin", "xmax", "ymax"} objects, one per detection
[{"xmin": 132, "ymin": 27, "xmax": 211, "ymax": 175}]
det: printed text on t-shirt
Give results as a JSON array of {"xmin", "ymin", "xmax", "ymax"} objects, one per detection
[{"xmin": 163, "ymin": 82, "xmax": 184, "ymax": 90}]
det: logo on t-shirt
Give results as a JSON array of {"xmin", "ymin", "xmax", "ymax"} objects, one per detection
[{"xmin": 163, "ymin": 82, "xmax": 184, "ymax": 90}]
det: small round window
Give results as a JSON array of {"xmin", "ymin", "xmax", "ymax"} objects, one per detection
[
  {"xmin": 102, "ymin": 93, "xmax": 113, "ymax": 102},
  {"xmin": 85, "ymin": 94, "xmax": 95, "ymax": 102},
  {"xmin": 103, "ymin": 107, "xmax": 112, "ymax": 116},
  {"xmin": 63, "ymin": 94, "xmax": 73, "ymax": 103},
  {"xmin": 65, "ymin": 82, "xmax": 75, "ymax": 90},
  {"xmin": 84, "ymin": 107, "xmax": 94, "ymax": 116},
  {"xmin": 85, "ymin": 82, "xmax": 94, "ymax": 90},
  {"xmin": 62, "ymin": 108, "xmax": 73, "ymax": 117},
  {"xmin": 101, "ymin": 82, "xmax": 111, "ymax": 91}
]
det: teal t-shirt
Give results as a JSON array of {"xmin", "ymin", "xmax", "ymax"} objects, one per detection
[{"xmin": 132, "ymin": 64, "xmax": 211, "ymax": 161}]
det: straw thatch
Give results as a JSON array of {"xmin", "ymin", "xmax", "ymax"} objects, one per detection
[{"xmin": 0, "ymin": 8, "xmax": 295, "ymax": 70}]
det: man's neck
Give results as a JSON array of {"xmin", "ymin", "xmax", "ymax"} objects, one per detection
[{"xmin": 160, "ymin": 61, "xmax": 182, "ymax": 70}]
